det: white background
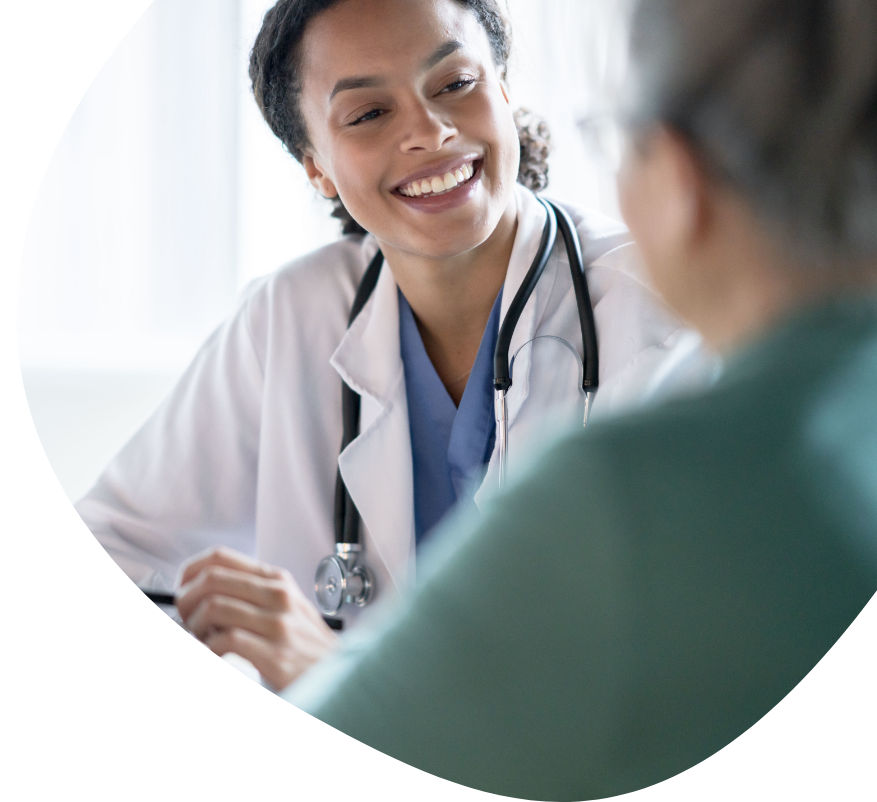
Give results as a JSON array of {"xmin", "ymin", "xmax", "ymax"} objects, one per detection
[
  {"xmin": 0, "ymin": 0, "xmax": 16, "ymax": 788},
  {"xmin": 17, "ymin": 0, "xmax": 628, "ymax": 503}
]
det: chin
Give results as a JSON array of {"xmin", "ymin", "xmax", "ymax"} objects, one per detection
[
  {"xmin": 408, "ymin": 222, "xmax": 494, "ymax": 259},
  {"xmin": 356, "ymin": 188, "xmax": 507, "ymax": 257},
  {"xmin": 419, "ymin": 204, "xmax": 504, "ymax": 254}
]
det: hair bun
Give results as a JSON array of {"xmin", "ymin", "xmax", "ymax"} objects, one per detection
[{"xmin": 515, "ymin": 108, "xmax": 551, "ymax": 192}]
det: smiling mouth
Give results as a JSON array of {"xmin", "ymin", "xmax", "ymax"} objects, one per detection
[{"xmin": 396, "ymin": 159, "xmax": 481, "ymax": 198}]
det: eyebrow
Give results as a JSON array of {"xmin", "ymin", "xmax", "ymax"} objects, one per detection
[
  {"xmin": 329, "ymin": 40, "xmax": 465, "ymax": 101},
  {"xmin": 423, "ymin": 39, "xmax": 464, "ymax": 70}
]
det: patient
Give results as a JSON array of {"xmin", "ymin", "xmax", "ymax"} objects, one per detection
[{"xmin": 283, "ymin": 0, "xmax": 877, "ymax": 798}]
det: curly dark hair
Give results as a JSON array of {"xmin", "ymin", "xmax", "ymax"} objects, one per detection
[{"xmin": 249, "ymin": 0, "xmax": 550, "ymax": 235}]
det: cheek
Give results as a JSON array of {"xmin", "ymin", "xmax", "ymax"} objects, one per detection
[
  {"xmin": 494, "ymin": 108, "xmax": 520, "ymax": 183},
  {"xmin": 324, "ymin": 140, "xmax": 388, "ymax": 225},
  {"xmin": 335, "ymin": 148, "xmax": 377, "ymax": 199},
  {"xmin": 468, "ymin": 90, "xmax": 518, "ymax": 183}
]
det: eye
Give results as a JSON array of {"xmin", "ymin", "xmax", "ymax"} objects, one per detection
[
  {"xmin": 350, "ymin": 108, "xmax": 384, "ymax": 126},
  {"xmin": 441, "ymin": 77, "xmax": 475, "ymax": 94}
]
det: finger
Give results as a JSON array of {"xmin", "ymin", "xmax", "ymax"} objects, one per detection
[
  {"xmin": 204, "ymin": 629, "xmax": 283, "ymax": 690},
  {"xmin": 204, "ymin": 628, "xmax": 296, "ymax": 692},
  {"xmin": 175, "ymin": 565, "xmax": 290, "ymax": 620},
  {"xmin": 179, "ymin": 546, "xmax": 279, "ymax": 587},
  {"xmin": 180, "ymin": 547, "xmax": 278, "ymax": 586},
  {"xmin": 185, "ymin": 594, "xmax": 284, "ymax": 642}
]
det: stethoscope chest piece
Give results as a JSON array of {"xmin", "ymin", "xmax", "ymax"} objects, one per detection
[
  {"xmin": 314, "ymin": 543, "xmax": 374, "ymax": 616},
  {"xmin": 318, "ymin": 196, "xmax": 598, "ymax": 611}
]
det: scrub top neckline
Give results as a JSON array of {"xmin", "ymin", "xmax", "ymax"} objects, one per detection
[{"xmin": 399, "ymin": 287, "xmax": 503, "ymax": 545}]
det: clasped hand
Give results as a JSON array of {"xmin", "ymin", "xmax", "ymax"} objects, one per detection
[{"xmin": 175, "ymin": 547, "xmax": 338, "ymax": 692}]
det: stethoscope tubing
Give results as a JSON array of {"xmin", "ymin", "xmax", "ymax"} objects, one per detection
[
  {"xmin": 493, "ymin": 197, "xmax": 599, "ymax": 488},
  {"xmin": 547, "ymin": 199, "xmax": 599, "ymax": 392},
  {"xmin": 333, "ymin": 196, "xmax": 599, "ymax": 539},
  {"xmin": 493, "ymin": 197, "xmax": 557, "ymax": 393},
  {"xmin": 334, "ymin": 249, "xmax": 385, "ymax": 546}
]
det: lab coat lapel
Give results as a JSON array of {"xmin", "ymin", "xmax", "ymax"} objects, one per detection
[
  {"xmin": 331, "ymin": 255, "xmax": 415, "ymax": 596},
  {"xmin": 332, "ymin": 190, "xmax": 558, "ymax": 575}
]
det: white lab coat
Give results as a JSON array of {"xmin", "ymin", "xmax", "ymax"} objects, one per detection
[{"xmin": 76, "ymin": 186, "xmax": 710, "ymax": 625}]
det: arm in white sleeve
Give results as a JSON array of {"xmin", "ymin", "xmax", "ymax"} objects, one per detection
[{"xmin": 75, "ymin": 286, "xmax": 267, "ymax": 589}]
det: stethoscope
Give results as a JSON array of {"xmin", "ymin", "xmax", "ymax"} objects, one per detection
[{"xmin": 313, "ymin": 197, "xmax": 598, "ymax": 619}]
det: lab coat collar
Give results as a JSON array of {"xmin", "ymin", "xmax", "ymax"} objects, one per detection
[
  {"xmin": 331, "ymin": 236, "xmax": 397, "ymax": 404},
  {"xmin": 334, "ymin": 188, "xmax": 552, "ymax": 416},
  {"xmin": 500, "ymin": 184, "xmax": 549, "ymax": 327},
  {"xmin": 329, "ymin": 189, "xmax": 558, "ymax": 589},
  {"xmin": 331, "ymin": 237, "xmax": 415, "ymax": 596}
]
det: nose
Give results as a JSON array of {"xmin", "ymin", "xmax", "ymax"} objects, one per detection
[{"xmin": 399, "ymin": 100, "xmax": 457, "ymax": 153}]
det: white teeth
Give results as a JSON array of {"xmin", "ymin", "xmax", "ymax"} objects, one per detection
[{"xmin": 401, "ymin": 161, "xmax": 477, "ymax": 197}]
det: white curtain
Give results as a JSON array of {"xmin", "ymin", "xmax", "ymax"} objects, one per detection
[
  {"xmin": 18, "ymin": 0, "xmax": 627, "ymax": 500},
  {"xmin": 19, "ymin": 0, "xmax": 246, "ymax": 500},
  {"xmin": 505, "ymin": 0, "xmax": 628, "ymax": 217},
  {"xmin": 19, "ymin": 0, "xmax": 242, "ymax": 371}
]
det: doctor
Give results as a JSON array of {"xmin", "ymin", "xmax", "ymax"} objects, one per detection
[{"xmin": 77, "ymin": 0, "xmax": 707, "ymax": 690}]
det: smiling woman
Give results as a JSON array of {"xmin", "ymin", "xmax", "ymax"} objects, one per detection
[{"xmin": 75, "ymin": 0, "xmax": 711, "ymax": 693}]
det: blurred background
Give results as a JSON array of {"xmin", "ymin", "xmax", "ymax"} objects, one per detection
[{"xmin": 18, "ymin": 0, "xmax": 628, "ymax": 502}]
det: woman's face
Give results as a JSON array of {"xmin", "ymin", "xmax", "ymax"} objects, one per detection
[{"xmin": 298, "ymin": 0, "xmax": 520, "ymax": 258}]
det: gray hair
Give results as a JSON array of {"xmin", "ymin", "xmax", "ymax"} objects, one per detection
[{"xmin": 623, "ymin": 0, "xmax": 877, "ymax": 264}]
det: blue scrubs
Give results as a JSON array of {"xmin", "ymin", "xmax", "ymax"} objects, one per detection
[{"xmin": 399, "ymin": 289, "xmax": 502, "ymax": 546}]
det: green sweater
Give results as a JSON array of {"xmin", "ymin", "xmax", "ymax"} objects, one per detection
[{"xmin": 288, "ymin": 297, "xmax": 877, "ymax": 801}]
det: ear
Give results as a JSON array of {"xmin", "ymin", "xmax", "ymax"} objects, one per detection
[
  {"xmin": 617, "ymin": 126, "xmax": 718, "ymax": 327},
  {"xmin": 496, "ymin": 65, "xmax": 511, "ymax": 105},
  {"xmin": 302, "ymin": 154, "xmax": 339, "ymax": 199},
  {"xmin": 661, "ymin": 129, "xmax": 709, "ymax": 244},
  {"xmin": 618, "ymin": 127, "xmax": 707, "ymax": 258}
]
